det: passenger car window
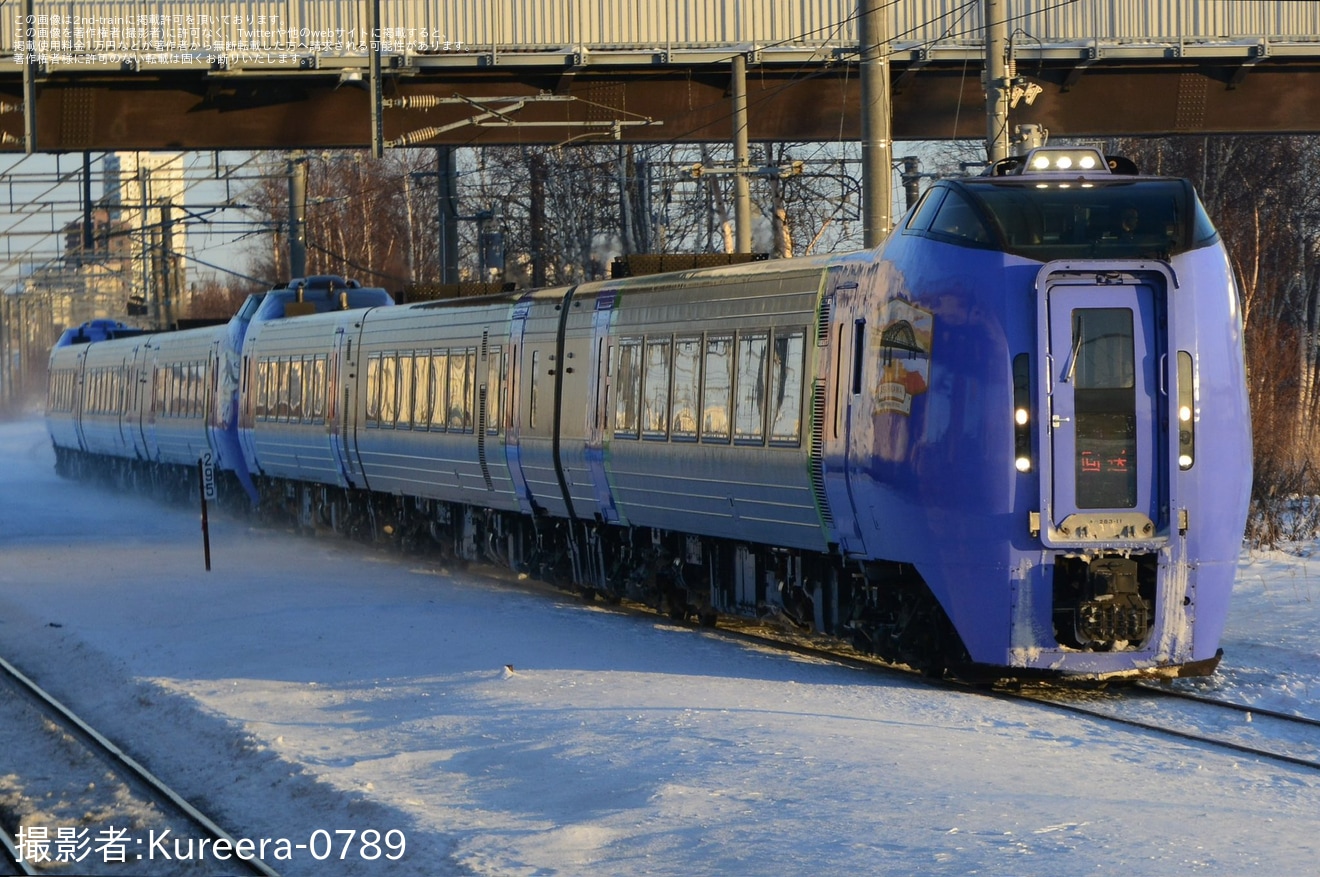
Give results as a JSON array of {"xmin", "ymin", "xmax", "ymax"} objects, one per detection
[
  {"xmin": 429, "ymin": 351, "xmax": 448, "ymax": 431},
  {"xmin": 770, "ymin": 328, "xmax": 805, "ymax": 445},
  {"xmin": 614, "ymin": 337, "xmax": 642, "ymax": 437},
  {"xmin": 702, "ymin": 334, "xmax": 733, "ymax": 442},
  {"xmin": 670, "ymin": 335, "xmax": 701, "ymax": 440},
  {"xmin": 643, "ymin": 337, "xmax": 671, "ymax": 439},
  {"xmin": 734, "ymin": 331, "xmax": 769, "ymax": 443}
]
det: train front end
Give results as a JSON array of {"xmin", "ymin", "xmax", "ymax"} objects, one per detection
[{"xmin": 851, "ymin": 146, "xmax": 1251, "ymax": 679}]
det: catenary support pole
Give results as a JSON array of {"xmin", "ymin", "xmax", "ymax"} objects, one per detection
[{"xmin": 860, "ymin": 0, "xmax": 893, "ymax": 247}]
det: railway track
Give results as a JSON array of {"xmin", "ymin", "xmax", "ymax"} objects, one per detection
[
  {"xmin": 1006, "ymin": 682, "xmax": 1320, "ymax": 771},
  {"xmin": 0, "ymin": 655, "xmax": 280, "ymax": 877},
  {"xmin": 516, "ymin": 572, "xmax": 1320, "ymax": 773},
  {"xmin": 0, "ymin": 823, "xmax": 33, "ymax": 877}
]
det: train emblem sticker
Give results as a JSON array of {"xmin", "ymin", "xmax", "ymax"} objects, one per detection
[{"xmin": 875, "ymin": 300, "xmax": 933, "ymax": 415}]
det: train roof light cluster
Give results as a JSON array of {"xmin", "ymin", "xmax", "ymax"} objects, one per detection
[
  {"xmin": 987, "ymin": 146, "xmax": 1129, "ymax": 179},
  {"xmin": 1021, "ymin": 147, "xmax": 1108, "ymax": 174}
]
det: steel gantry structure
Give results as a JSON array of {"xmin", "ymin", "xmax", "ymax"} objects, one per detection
[{"xmin": 1, "ymin": 0, "xmax": 1319, "ymax": 153}]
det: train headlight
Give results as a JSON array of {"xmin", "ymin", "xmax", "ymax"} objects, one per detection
[
  {"xmin": 1177, "ymin": 352, "xmax": 1195, "ymax": 470},
  {"xmin": 1019, "ymin": 147, "xmax": 1110, "ymax": 175},
  {"xmin": 1013, "ymin": 354, "xmax": 1033, "ymax": 474}
]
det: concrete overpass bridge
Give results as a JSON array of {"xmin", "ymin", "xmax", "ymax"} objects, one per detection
[{"xmin": 3, "ymin": 0, "xmax": 1320, "ymax": 152}]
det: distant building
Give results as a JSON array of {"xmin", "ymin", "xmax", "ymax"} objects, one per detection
[{"xmin": 1, "ymin": 152, "xmax": 189, "ymax": 407}]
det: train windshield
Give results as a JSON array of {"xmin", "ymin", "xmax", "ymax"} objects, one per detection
[{"xmin": 963, "ymin": 179, "xmax": 1216, "ymax": 261}]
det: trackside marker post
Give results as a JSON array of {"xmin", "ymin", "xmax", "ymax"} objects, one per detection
[{"xmin": 199, "ymin": 453, "xmax": 215, "ymax": 571}]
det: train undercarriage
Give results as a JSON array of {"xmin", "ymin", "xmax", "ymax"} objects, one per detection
[{"xmin": 244, "ymin": 474, "xmax": 973, "ymax": 677}]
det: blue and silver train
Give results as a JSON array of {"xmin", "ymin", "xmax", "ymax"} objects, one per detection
[{"xmin": 47, "ymin": 146, "xmax": 1252, "ymax": 680}]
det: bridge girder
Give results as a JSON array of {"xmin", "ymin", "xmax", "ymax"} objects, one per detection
[{"xmin": 3, "ymin": 59, "xmax": 1320, "ymax": 152}]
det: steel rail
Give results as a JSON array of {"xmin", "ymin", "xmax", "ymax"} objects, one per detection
[{"xmin": 0, "ymin": 654, "xmax": 281, "ymax": 877}]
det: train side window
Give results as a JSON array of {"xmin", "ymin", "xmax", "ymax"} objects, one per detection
[
  {"xmin": 529, "ymin": 349, "xmax": 541, "ymax": 430},
  {"xmin": 311, "ymin": 355, "xmax": 327, "ymax": 422},
  {"xmin": 276, "ymin": 358, "xmax": 292, "ymax": 421},
  {"xmin": 735, "ymin": 331, "xmax": 769, "ymax": 443},
  {"xmin": 365, "ymin": 354, "xmax": 381, "ymax": 426},
  {"xmin": 183, "ymin": 364, "xmax": 192, "ymax": 418},
  {"xmin": 380, "ymin": 354, "xmax": 398, "ymax": 427},
  {"xmin": 288, "ymin": 358, "xmax": 304, "ymax": 422},
  {"xmin": 262, "ymin": 360, "xmax": 274, "ymax": 420},
  {"xmin": 396, "ymin": 353, "xmax": 414, "ymax": 429},
  {"xmin": 193, "ymin": 363, "xmax": 203, "ymax": 417},
  {"xmin": 412, "ymin": 353, "xmax": 431, "ymax": 428},
  {"xmin": 770, "ymin": 328, "xmax": 806, "ymax": 445},
  {"xmin": 851, "ymin": 320, "xmax": 866, "ymax": 395},
  {"xmin": 601, "ymin": 342, "xmax": 614, "ymax": 432},
  {"xmin": 614, "ymin": 337, "xmax": 642, "ymax": 438},
  {"xmin": 670, "ymin": 335, "xmax": 702, "ymax": 441},
  {"xmin": 430, "ymin": 350, "xmax": 448, "ymax": 431},
  {"xmin": 174, "ymin": 361, "xmax": 187, "ymax": 417},
  {"xmin": 643, "ymin": 337, "xmax": 672, "ymax": 439},
  {"xmin": 702, "ymin": 333, "xmax": 733, "ymax": 442},
  {"xmin": 449, "ymin": 348, "xmax": 475, "ymax": 432},
  {"xmin": 251, "ymin": 360, "xmax": 263, "ymax": 419},
  {"xmin": 487, "ymin": 345, "xmax": 504, "ymax": 434}
]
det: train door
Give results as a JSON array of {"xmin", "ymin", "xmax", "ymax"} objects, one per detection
[
  {"xmin": 556, "ymin": 294, "xmax": 601, "ymax": 519},
  {"xmin": 120, "ymin": 346, "xmax": 150, "ymax": 459},
  {"xmin": 331, "ymin": 320, "xmax": 365, "ymax": 489},
  {"xmin": 515, "ymin": 289, "xmax": 576, "ymax": 519},
  {"xmin": 142, "ymin": 342, "xmax": 159, "ymax": 459},
  {"xmin": 73, "ymin": 347, "xmax": 89, "ymax": 453},
  {"xmin": 1037, "ymin": 266, "xmax": 1170, "ymax": 546}
]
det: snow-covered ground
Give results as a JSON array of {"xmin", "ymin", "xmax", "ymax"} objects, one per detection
[{"xmin": 2, "ymin": 415, "xmax": 1319, "ymax": 875}]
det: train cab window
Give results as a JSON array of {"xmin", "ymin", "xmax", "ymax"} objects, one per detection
[
  {"xmin": 1071, "ymin": 308, "xmax": 1137, "ymax": 509},
  {"xmin": 643, "ymin": 337, "xmax": 672, "ymax": 439},
  {"xmin": 670, "ymin": 335, "xmax": 702, "ymax": 441},
  {"xmin": 429, "ymin": 350, "xmax": 448, "ymax": 430},
  {"xmin": 928, "ymin": 189, "xmax": 991, "ymax": 245},
  {"xmin": 769, "ymin": 328, "xmax": 806, "ymax": 445},
  {"xmin": 396, "ymin": 353, "xmax": 414, "ymax": 428},
  {"xmin": 735, "ymin": 331, "xmax": 769, "ymax": 443},
  {"xmin": 702, "ymin": 334, "xmax": 733, "ymax": 442},
  {"xmin": 614, "ymin": 337, "xmax": 642, "ymax": 438},
  {"xmin": 904, "ymin": 187, "xmax": 946, "ymax": 233}
]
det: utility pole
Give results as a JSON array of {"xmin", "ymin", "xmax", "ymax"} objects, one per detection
[
  {"xmin": 368, "ymin": 0, "xmax": 383, "ymax": 158},
  {"xmin": 731, "ymin": 53, "xmax": 752, "ymax": 254},
  {"xmin": 288, "ymin": 154, "xmax": 307, "ymax": 279},
  {"xmin": 530, "ymin": 151, "xmax": 547, "ymax": 288},
  {"xmin": 437, "ymin": 147, "xmax": 459, "ymax": 284},
  {"xmin": 984, "ymin": 0, "xmax": 1011, "ymax": 163},
  {"xmin": 860, "ymin": 0, "xmax": 893, "ymax": 246},
  {"xmin": 21, "ymin": 0, "xmax": 36, "ymax": 153},
  {"xmin": 160, "ymin": 203, "xmax": 175, "ymax": 327}
]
